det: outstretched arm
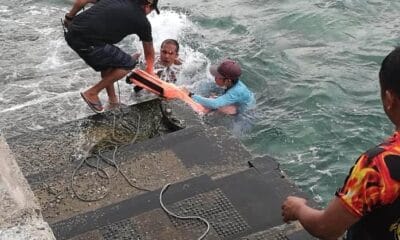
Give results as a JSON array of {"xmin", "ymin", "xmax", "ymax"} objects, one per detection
[
  {"xmin": 64, "ymin": 0, "xmax": 97, "ymax": 26},
  {"xmin": 282, "ymin": 196, "xmax": 359, "ymax": 239},
  {"xmin": 142, "ymin": 41, "xmax": 155, "ymax": 75},
  {"xmin": 66, "ymin": 0, "xmax": 97, "ymax": 18},
  {"xmin": 192, "ymin": 92, "xmax": 237, "ymax": 110}
]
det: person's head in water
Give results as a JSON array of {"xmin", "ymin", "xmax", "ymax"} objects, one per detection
[
  {"xmin": 159, "ymin": 39, "xmax": 179, "ymax": 67},
  {"xmin": 379, "ymin": 47, "xmax": 400, "ymax": 128},
  {"xmin": 209, "ymin": 59, "xmax": 242, "ymax": 89}
]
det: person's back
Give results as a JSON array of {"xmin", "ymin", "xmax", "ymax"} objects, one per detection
[
  {"xmin": 336, "ymin": 48, "xmax": 400, "ymax": 239},
  {"xmin": 281, "ymin": 47, "xmax": 400, "ymax": 240},
  {"xmin": 222, "ymin": 80, "xmax": 255, "ymax": 112},
  {"xmin": 63, "ymin": 0, "xmax": 159, "ymax": 113},
  {"xmin": 68, "ymin": 0, "xmax": 152, "ymax": 45},
  {"xmin": 337, "ymin": 135, "xmax": 400, "ymax": 239}
]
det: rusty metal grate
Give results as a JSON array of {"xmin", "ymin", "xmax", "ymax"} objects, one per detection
[
  {"xmin": 100, "ymin": 218, "xmax": 142, "ymax": 240},
  {"xmin": 241, "ymin": 231, "xmax": 288, "ymax": 240},
  {"xmin": 166, "ymin": 188, "xmax": 250, "ymax": 238}
]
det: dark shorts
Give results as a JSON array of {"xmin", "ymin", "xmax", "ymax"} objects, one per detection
[{"xmin": 65, "ymin": 33, "xmax": 136, "ymax": 72}]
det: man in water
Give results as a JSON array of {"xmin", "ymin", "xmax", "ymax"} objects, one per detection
[
  {"xmin": 183, "ymin": 59, "xmax": 255, "ymax": 115},
  {"xmin": 281, "ymin": 47, "xmax": 400, "ymax": 240},
  {"xmin": 64, "ymin": 0, "xmax": 159, "ymax": 113},
  {"xmin": 132, "ymin": 38, "xmax": 182, "ymax": 93}
]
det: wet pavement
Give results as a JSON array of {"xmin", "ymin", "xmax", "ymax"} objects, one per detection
[{"xmin": 2, "ymin": 98, "xmax": 316, "ymax": 240}]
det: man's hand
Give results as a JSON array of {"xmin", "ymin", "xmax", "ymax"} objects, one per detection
[
  {"xmin": 180, "ymin": 87, "xmax": 190, "ymax": 95},
  {"xmin": 145, "ymin": 68, "xmax": 156, "ymax": 77},
  {"xmin": 63, "ymin": 0, "xmax": 98, "ymax": 28},
  {"xmin": 132, "ymin": 52, "xmax": 141, "ymax": 61},
  {"xmin": 281, "ymin": 196, "xmax": 307, "ymax": 223},
  {"xmin": 63, "ymin": 14, "xmax": 74, "ymax": 28}
]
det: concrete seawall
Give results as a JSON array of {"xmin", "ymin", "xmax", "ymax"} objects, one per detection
[
  {"xmin": 0, "ymin": 135, "xmax": 55, "ymax": 240},
  {"xmin": 1, "ymin": 99, "xmax": 316, "ymax": 239}
]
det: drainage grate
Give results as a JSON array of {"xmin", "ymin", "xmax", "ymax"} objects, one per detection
[
  {"xmin": 241, "ymin": 230, "xmax": 288, "ymax": 240},
  {"xmin": 167, "ymin": 188, "xmax": 250, "ymax": 238},
  {"xmin": 99, "ymin": 218, "xmax": 142, "ymax": 240},
  {"xmin": 240, "ymin": 223, "xmax": 301, "ymax": 240}
]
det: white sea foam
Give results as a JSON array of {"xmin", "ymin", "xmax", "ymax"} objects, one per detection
[
  {"xmin": 37, "ymin": 39, "xmax": 65, "ymax": 71},
  {"xmin": 316, "ymin": 169, "xmax": 333, "ymax": 177},
  {"xmin": 127, "ymin": 10, "xmax": 211, "ymax": 92},
  {"xmin": 150, "ymin": 10, "xmax": 190, "ymax": 47},
  {"xmin": 27, "ymin": 6, "xmax": 42, "ymax": 15},
  {"xmin": 0, "ymin": 91, "xmax": 76, "ymax": 114},
  {"xmin": 0, "ymin": 5, "xmax": 9, "ymax": 13}
]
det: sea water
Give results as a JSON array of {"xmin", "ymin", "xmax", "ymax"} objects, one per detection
[{"xmin": 1, "ymin": 0, "xmax": 399, "ymax": 206}]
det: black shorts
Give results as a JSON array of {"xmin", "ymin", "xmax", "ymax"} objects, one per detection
[{"xmin": 66, "ymin": 33, "xmax": 136, "ymax": 72}]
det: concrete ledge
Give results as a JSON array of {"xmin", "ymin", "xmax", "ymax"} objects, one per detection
[
  {"xmin": 2, "ymin": 100, "xmax": 316, "ymax": 239},
  {"xmin": 0, "ymin": 135, "xmax": 55, "ymax": 240}
]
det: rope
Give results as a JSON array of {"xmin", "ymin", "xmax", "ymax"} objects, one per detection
[
  {"xmin": 71, "ymin": 100, "xmax": 150, "ymax": 202},
  {"xmin": 97, "ymin": 145, "xmax": 151, "ymax": 192},
  {"xmin": 71, "ymin": 155, "xmax": 111, "ymax": 202},
  {"xmin": 70, "ymin": 87, "xmax": 209, "ymax": 238},
  {"xmin": 159, "ymin": 183, "xmax": 210, "ymax": 240}
]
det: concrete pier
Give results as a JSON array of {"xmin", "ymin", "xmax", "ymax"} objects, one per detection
[
  {"xmin": 1, "ymin": 99, "xmax": 316, "ymax": 239},
  {"xmin": 0, "ymin": 135, "xmax": 55, "ymax": 240}
]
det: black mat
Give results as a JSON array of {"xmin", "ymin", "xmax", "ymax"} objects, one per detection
[
  {"xmin": 51, "ymin": 175, "xmax": 216, "ymax": 239},
  {"xmin": 214, "ymin": 168, "xmax": 296, "ymax": 236}
]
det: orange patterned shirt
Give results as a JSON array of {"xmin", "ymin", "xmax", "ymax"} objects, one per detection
[{"xmin": 336, "ymin": 131, "xmax": 400, "ymax": 239}]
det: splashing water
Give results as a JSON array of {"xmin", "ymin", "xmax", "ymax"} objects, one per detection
[{"xmin": 2, "ymin": 0, "xmax": 400, "ymax": 206}]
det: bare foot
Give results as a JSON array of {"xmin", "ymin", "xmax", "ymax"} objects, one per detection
[
  {"xmin": 83, "ymin": 90, "xmax": 100, "ymax": 103},
  {"xmin": 105, "ymin": 102, "xmax": 127, "ymax": 110},
  {"xmin": 80, "ymin": 91, "xmax": 103, "ymax": 113}
]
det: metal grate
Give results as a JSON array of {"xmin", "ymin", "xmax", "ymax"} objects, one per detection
[
  {"xmin": 167, "ymin": 188, "xmax": 250, "ymax": 238},
  {"xmin": 240, "ymin": 223, "xmax": 299, "ymax": 240},
  {"xmin": 100, "ymin": 218, "xmax": 142, "ymax": 240},
  {"xmin": 241, "ymin": 231, "xmax": 288, "ymax": 240}
]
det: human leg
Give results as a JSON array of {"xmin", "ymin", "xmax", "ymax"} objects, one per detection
[
  {"xmin": 71, "ymin": 43, "xmax": 136, "ymax": 111},
  {"xmin": 82, "ymin": 68, "xmax": 130, "ymax": 105},
  {"xmin": 102, "ymin": 68, "xmax": 118, "ymax": 104}
]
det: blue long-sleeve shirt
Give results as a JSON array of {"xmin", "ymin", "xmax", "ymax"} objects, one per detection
[{"xmin": 192, "ymin": 80, "xmax": 255, "ymax": 112}]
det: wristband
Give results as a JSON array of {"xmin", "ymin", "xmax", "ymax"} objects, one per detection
[
  {"xmin": 188, "ymin": 92, "xmax": 194, "ymax": 97},
  {"xmin": 65, "ymin": 14, "xmax": 74, "ymax": 21}
]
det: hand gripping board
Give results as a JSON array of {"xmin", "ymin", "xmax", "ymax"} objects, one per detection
[{"xmin": 127, "ymin": 69, "xmax": 208, "ymax": 114}]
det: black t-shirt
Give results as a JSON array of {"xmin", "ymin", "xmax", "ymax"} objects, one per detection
[{"xmin": 68, "ymin": 0, "xmax": 152, "ymax": 45}]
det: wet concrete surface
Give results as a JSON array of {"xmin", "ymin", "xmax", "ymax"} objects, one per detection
[
  {"xmin": 0, "ymin": 136, "xmax": 55, "ymax": 239},
  {"xmin": 4, "ymin": 98, "xmax": 316, "ymax": 239}
]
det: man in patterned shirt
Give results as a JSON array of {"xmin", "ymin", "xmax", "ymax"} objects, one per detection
[
  {"xmin": 281, "ymin": 47, "xmax": 400, "ymax": 240},
  {"xmin": 133, "ymin": 39, "xmax": 182, "ymax": 93}
]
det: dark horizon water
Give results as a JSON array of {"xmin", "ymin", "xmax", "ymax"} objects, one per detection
[{"xmin": 1, "ymin": 0, "xmax": 400, "ymax": 206}]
